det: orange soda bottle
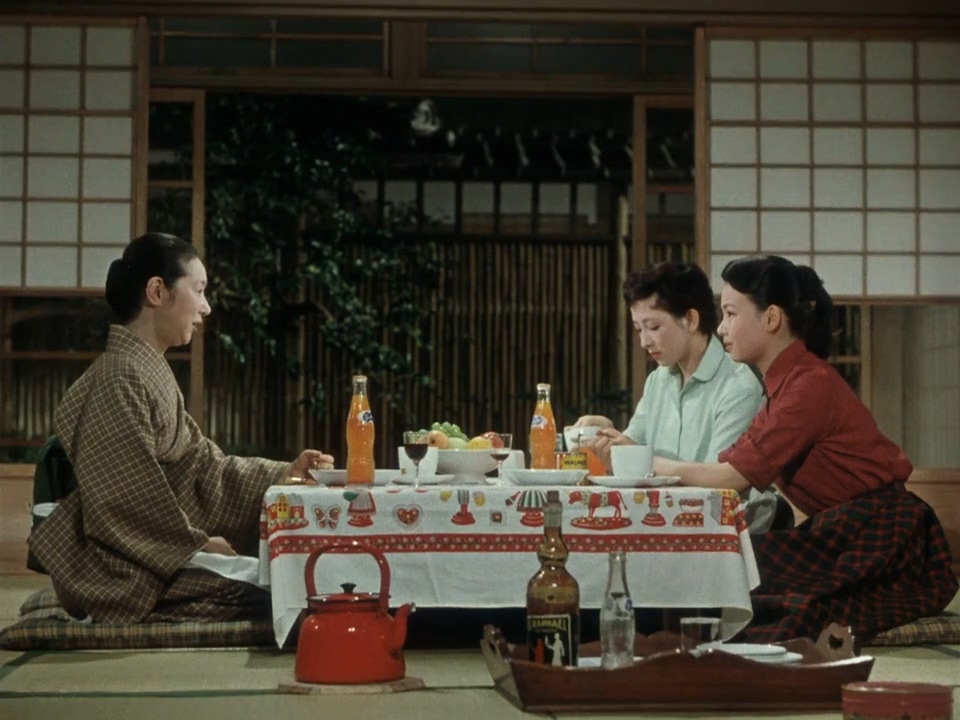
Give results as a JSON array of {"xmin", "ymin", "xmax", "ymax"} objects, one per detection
[
  {"xmin": 530, "ymin": 383, "xmax": 558, "ymax": 469},
  {"xmin": 346, "ymin": 374, "xmax": 375, "ymax": 484}
]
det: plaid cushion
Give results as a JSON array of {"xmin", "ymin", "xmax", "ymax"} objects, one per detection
[
  {"xmin": 0, "ymin": 615, "xmax": 276, "ymax": 651},
  {"xmin": 2, "ymin": 586, "xmax": 277, "ymax": 650},
  {"xmin": 18, "ymin": 587, "xmax": 61, "ymax": 615},
  {"xmin": 868, "ymin": 612, "xmax": 960, "ymax": 647}
]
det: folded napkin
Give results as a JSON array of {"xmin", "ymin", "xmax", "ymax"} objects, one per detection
[{"xmin": 185, "ymin": 552, "xmax": 264, "ymax": 588}]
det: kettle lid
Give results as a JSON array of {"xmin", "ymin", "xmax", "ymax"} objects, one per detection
[{"xmin": 309, "ymin": 582, "xmax": 385, "ymax": 605}]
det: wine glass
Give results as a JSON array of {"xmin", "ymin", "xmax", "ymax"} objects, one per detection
[
  {"xmin": 402, "ymin": 430, "xmax": 430, "ymax": 489},
  {"xmin": 488, "ymin": 433, "xmax": 513, "ymax": 485}
]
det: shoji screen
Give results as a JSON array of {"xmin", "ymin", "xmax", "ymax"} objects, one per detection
[
  {"xmin": 703, "ymin": 34, "xmax": 960, "ymax": 299},
  {"xmin": 0, "ymin": 21, "xmax": 138, "ymax": 290}
]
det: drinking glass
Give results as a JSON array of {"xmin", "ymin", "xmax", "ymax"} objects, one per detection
[
  {"xmin": 488, "ymin": 433, "xmax": 513, "ymax": 485},
  {"xmin": 402, "ymin": 430, "xmax": 430, "ymax": 489},
  {"xmin": 679, "ymin": 616, "xmax": 720, "ymax": 651}
]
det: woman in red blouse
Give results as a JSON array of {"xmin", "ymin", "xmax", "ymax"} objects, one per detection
[{"xmin": 656, "ymin": 255, "xmax": 958, "ymax": 643}]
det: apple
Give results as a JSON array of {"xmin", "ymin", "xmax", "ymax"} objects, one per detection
[
  {"xmin": 467, "ymin": 436, "xmax": 493, "ymax": 449},
  {"xmin": 480, "ymin": 431, "xmax": 504, "ymax": 448},
  {"xmin": 427, "ymin": 430, "xmax": 450, "ymax": 449}
]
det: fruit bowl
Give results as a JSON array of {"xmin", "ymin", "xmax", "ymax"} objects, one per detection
[{"xmin": 436, "ymin": 449, "xmax": 499, "ymax": 479}]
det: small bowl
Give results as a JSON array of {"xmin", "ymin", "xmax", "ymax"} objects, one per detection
[{"xmin": 436, "ymin": 449, "xmax": 499, "ymax": 477}]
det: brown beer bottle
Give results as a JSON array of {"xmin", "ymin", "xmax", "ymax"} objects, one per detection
[{"xmin": 526, "ymin": 490, "xmax": 580, "ymax": 666}]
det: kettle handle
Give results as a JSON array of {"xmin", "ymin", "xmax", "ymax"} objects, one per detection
[{"xmin": 303, "ymin": 540, "xmax": 390, "ymax": 610}]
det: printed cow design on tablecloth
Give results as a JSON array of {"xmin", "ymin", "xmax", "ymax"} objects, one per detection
[{"xmin": 568, "ymin": 490, "xmax": 632, "ymax": 530}]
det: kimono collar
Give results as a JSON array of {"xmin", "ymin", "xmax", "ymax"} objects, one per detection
[{"xmin": 106, "ymin": 324, "xmax": 169, "ymax": 369}]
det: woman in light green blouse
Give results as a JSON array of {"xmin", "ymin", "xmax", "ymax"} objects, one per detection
[{"xmin": 575, "ymin": 261, "xmax": 789, "ymax": 533}]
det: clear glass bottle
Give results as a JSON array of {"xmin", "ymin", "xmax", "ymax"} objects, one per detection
[{"xmin": 600, "ymin": 551, "xmax": 635, "ymax": 669}]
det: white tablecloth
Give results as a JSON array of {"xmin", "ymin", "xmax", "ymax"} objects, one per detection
[{"xmin": 259, "ymin": 484, "xmax": 759, "ymax": 646}]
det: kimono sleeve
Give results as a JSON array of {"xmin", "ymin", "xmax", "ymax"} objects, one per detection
[
  {"xmin": 718, "ymin": 369, "xmax": 833, "ymax": 491},
  {"xmin": 71, "ymin": 369, "xmax": 208, "ymax": 580}
]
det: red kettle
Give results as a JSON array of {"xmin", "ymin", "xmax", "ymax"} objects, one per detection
[{"xmin": 294, "ymin": 540, "xmax": 415, "ymax": 685}]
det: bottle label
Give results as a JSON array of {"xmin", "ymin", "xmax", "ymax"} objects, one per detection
[
  {"xmin": 359, "ymin": 410, "xmax": 373, "ymax": 424},
  {"xmin": 531, "ymin": 414, "xmax": 547, "ymax": 429},
  {"xmin": 558, "ymin": 452, "xmax": 587, "ymax": 470},
  {"xmin": 527, "ymin": 613, "xmax": 579, "ymax": 666}
]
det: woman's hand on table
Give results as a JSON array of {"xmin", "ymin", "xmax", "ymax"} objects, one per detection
[
  {"xmin": 573, "ymin": 415, "xmax": 614, "ymax": 430},
  {"xmin": 287, "ymin": 449, "xmax": 335, "ymax": 479},
  {"xmin": 204, "ymin": 536, "xmax": 238, "ymax": 557},
  {"xmin": 588, "ymin": 428, "xmax": 635, "ymax": 469}
]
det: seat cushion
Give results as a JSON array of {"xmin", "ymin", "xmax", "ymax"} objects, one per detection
[
  {"xmin": 868, "ymin": 612, "xmax": 960, "ymax": 646},
  {"xmin": 0, "ymin": 587, "xmax": 276, "ymax": 651}
]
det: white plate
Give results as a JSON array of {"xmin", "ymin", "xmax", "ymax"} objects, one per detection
[
  {"xmin": 589, "ymin": 475, "xmax": 682, "ymax": 488},
  {"xmin": 751, "ymin": 651, "xmax": 803, "ymax": 665},
  {"xmin": 576, "ymin": 656, "xmax": 643, "ymax": 668},
  {"xmin": 502, "ymin": 469, "xmax": 588, "ymax": 486},
  {"xmin": 710, "ymin": 643, "xmax": 787, "ymax": 657},
  {"xmin": 391, "ymin": 473, "xmax": 456, "ymax": 486},
  {"xmin": 308, "ymin": 469, "xmax": 395, "ymax": 487}
]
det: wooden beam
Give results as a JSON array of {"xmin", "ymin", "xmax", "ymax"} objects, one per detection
[
  {"xmin": 3, "ymin": 0, "xmax": 960, "ymax": 22},
  {"xmin": 149, "ymin": 69, "xmax": 693, "ymax": 95}
]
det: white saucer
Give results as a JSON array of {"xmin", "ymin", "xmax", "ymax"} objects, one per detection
[
  {"xmin": 576, "ymin": 656, "xmax": 643, "ymax": 668},
  {"xmin": 753, "ymin": 651, "xmax": 803, "ymax": 664},
  {"xmin": 502, "ymin": 469, "xmax": 588, "ymax": 486},
  {"xmin": 589, "ymin": 475, "xmax": 682, "ymax": 488},
  {"xmin": 308, "ymin": 469, "xmax": 395, "ymax": 486},
  {"xmin": 711, "ymin": 647, "xmax": 804, "ymax": 665},
  {"xmin": 709, "ymin": 643, "xmax": 786, "ymax": 657},
  {"xmin": 391, "ymin": 473, "xmax": 456, "ymax": 486}
]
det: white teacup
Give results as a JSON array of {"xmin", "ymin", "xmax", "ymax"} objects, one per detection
[
  {"xmin": 397, "ymin": 445, "xmax": 439, "ymax": 477},
  {"xmin": 611, "ymin": 444, "xmax": 653, "ymax": 478},
  {"xmin": 563, "ymin": 425, "xmax": 601, "ymax": 451}
]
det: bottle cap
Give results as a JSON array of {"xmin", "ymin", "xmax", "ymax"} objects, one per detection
[
  {"xmin": 353, "ymin": 374, "xmax": 367, "ymax": 382},
  {"xmin": 537, "ymin": 383, "xmax": 550, "ymax": 391}
]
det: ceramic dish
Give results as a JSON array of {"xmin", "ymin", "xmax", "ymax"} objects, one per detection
[
  {"xmin": 588, "ymin": 475, "xmax": 682, "ymax": 488},
  {"xmin": 391, "ymin": 473, "xmax": 456, "ymax": 486},
  {"xmin": 575, "ymin": 656, "xmax": 643, "ymax": 669},
  {"xmin": 502, "ymin": 469, "xmax": 588, "ymax": 486},
  {"xmin": 708, "ymin": 645, "xmax": 804, "ymax": 665},
  {"xmin": 308, "ymin": 469, "xmax": 395, "ymax": 487}
]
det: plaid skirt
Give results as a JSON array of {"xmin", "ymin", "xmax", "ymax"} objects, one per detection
[{"xmin": 740, "ymin": 482, "xmax": 958, "ymax": 644}]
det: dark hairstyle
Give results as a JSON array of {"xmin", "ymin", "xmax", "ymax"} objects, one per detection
[
  {"xmin": 721, "ymin": 255, "xmax": 834, "ymax": 359},
  {"xmin": 621, "ymin": 261, "xmax": 719, "ymax": 336},
  {"xmin": 104, "ymin": 233, "xmax": 199, "ymax": 324}
]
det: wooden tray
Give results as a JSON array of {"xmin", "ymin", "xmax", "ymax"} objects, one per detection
[{"xmin": 481, "ymin": 623, "xmax": 874, "ymax": 713}]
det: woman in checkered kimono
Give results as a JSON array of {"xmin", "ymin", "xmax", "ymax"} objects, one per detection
[
  {"xmin": 655, "ymin": 255, "xmax": 958, "ymax": 643},
  {"xmin": 30, "ymin": 233, "xmax": 334, "ymax": 624}
]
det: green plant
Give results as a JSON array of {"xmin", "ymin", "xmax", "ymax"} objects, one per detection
[{"xmin": 152, "ymin": 94, "xmax": 441, "ymax": 417}]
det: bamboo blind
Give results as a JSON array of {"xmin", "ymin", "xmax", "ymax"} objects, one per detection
[{"xmin": 202, "ymin": 233, "xmax": 620, "ymax": 465}]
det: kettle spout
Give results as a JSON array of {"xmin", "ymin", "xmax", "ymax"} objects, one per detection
[{"xmin": 388, "ymin": 603, "xmax": 416, "ymax": 656}]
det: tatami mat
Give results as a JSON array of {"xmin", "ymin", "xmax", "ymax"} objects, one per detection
[{"xmin": 1, "ymin": 576, "xmax": 958, "ymax": 720}]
